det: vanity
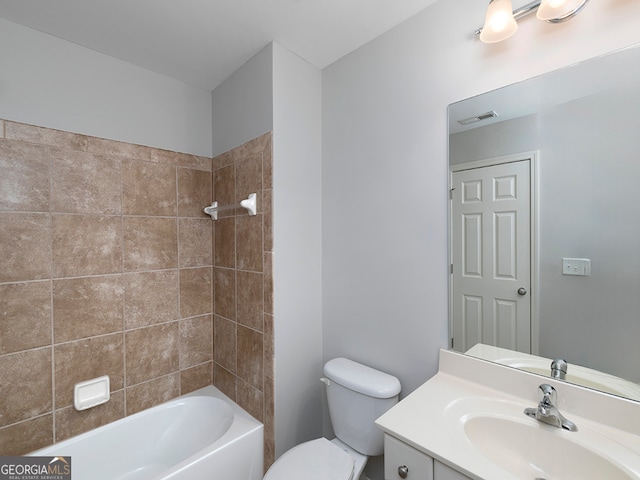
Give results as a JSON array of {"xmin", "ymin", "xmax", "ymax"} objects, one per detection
[{"xmin": 375, "ymin": 349, "xmax": 640, "ymax": 480}]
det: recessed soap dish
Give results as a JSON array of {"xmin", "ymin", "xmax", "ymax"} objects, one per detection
[{"xmin": 74, "ymin": 375, "xmax": 110, "ymax": 411}]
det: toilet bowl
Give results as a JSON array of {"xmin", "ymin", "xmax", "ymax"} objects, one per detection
[
  {"xmin": 263, "ymin": 358, "xmax": 401, "ymax": 480},
  {"xmin": 263, "ymin": 437, "xmax": 366, "ymax": 480}
]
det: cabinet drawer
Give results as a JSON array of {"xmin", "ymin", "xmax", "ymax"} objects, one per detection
[
  {"xmin": 384, "ymin": 434, "xmax": 434, "ymax": 480},
  {"xmin": 434, "ymin": 460, "xmax": 473, "ymax": 480}
]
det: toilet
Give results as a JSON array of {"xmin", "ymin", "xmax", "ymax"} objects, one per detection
[{"xmin": 264, "ymin": 357, "xmax": 401, "ymax": 480}]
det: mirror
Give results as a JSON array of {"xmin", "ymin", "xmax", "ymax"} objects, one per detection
[{"xmin": 448, "ymin": 44, "xmax": 640, "ymax": 401}]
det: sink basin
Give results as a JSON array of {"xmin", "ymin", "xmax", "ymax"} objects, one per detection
[
  {"xmin": 445, "ymin": 397, "xmax": 640, "ymax": 480},
  {"xmin": 465, "ymin": 415, "xmax": 634, "ymax": 480}
]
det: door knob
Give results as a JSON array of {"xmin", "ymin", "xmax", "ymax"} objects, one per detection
[
  {"xmin": 398, "ymin": 465, "xmax": 409, "ymax": 478},
  {"xmin": 517, "ymin": 287, "xmax": 527, "ymax": 296}
]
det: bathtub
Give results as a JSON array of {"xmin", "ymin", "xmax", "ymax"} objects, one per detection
[{"xmin": 31, "ymin": 385, "xmax": 263, "ymax": 480}]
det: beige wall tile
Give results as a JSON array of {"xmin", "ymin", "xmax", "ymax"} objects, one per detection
[
  {"xmin": 236, "ymin": 215, "xmax": 263, "ymax": 272},
  {"xmin": 213, "ymin": 164, "xmax": 235, "ymax": 216},
  {"xmin": 214, "ymin": 217, "xmax": 235, "ymax": 268},
  {"xmin": 0, "ymin": 415, "xmax": 53, "ymax": 456},
  {"xmin": 50, "ymin": 150, "xmax": 121, "ymax": 214},
  {"xmin": 178, "ymin": 218, "xmax": 212, "ymax": 267},
  {"xmin": 264, "ymin": 374, "xmax": 275, "ymax": 469},
  {"xmin": 125, "ymin": 323, "xmax": 179, "ymax": 386},
  {"xmin": 214, "ymin": 315, "xmax": 236, "ymax": 374},
  {"xmin": 53, "ymin": 275, "xmax": 124, "ymax": 343},
  {"xmin": 214, "ymin": 268, "xmax": 236, "ymax": 319},
  {"xmin": 122, "ymin": 160, "xmax": 177, "ymax": 216},
  {"xmin": 263, "ymin": 252, "xmax": 274, "ymax": 315},
  {"xmin": 213, "ymin": 363, "xmax": 236, "ymax": 400},
  {"xmin": 180, "ymin": 315, "xmax": 213, "ymax": 368},
  {"xmin": 179, "ymin": 267, "xmax": 212, "ymax": 318},
  {"xmin": 214, "ymin": 149, "xmax": 235, "ymax": 168},
  {"xmin": 177, "ymin": 168, "xmax": 212, "ymax": 217},
  {"xmin": 0, "ymin": 140, "xmax": 50, "ymax": 212},
  {"xmin": 123, "ymin": 270, "xmax": 179, "ymax": 329},
  {"xmin": 54, "ymin": 334, "xmax": 124, "ymax": 408},
  {"xmin": 175, "ymin": 153, "xmax": 211, "ymax": 172},
  {"xmin": 263, "ymin": 189, "xmax": 273, "ymax": 252},
  {"xmin": 237, "ymin": 326, "xmax": 263, "ymax": 389},
  {"xmin": 125, "ymin": 374, "xmax": 179, "ymax": 415},
  {"xmin": 226, "ymin": 133, "xmax": 271, "ymax": 164},
  {"xmin": 5, "ymin": 121, "xmax": 88, "ymax": 151},
  {"xmin": 52, "ymin": 214, "xmax": 122, "ymax": 277},
  {"xmin": 0, "ymin": 281, "xmax": 52, "ymax": 354},
  {"xmin": 0, "ymin": 213, "xmax": 51, "ymax": 282},
  {"xmin": 211, "ymin": 132, "xmax": 273, "ymax": 470},
  {"xmin": 0, "ymin": 122, "xmax": 273, "ymax": 458},
  {"xmin": 149, "ymin": 148, "xmax": 178, "ymax": 165},
  {"xmin": 237, "ymin": 379, "xmax": 263, "ymax": 423},
  {"xmin": 123, "ymin": 217, "xmax": 177, "ymax": 271},
  {"xmin": 264, "ymin": 314, "xmax": 274, "ymax": 379},
  {"xmin": 263, "ymin": 138, "xmax": 273, "ymax": 190},
  {"xmin": 151, "ymin": 149, "xmax": 211, "ymax": 172},
  {"xmin": 0, "ymin": 348, "xmax": 52, "ymax": 427},
  {"xmin": 237, "ymin": 271, "xmax": 263, "ymax": 331},
  {"xmin": 86, "ymin": 136, "xmax": 150, "ymax": 160},
  {"xmin": 55, "ymin": 390, "xmax": 124, "ymax": 442},
  {"xmin": 235, "ymin": 154, "xmax": 263, "ymax": 206},
  {"xmin": 180, "ymin": 362, "xmax": 213, "ymax": 394}
]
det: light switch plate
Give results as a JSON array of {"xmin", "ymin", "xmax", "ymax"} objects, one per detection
[{"xmin": 562, "ymin": 258, "xmax": 591, "ymax": 276}]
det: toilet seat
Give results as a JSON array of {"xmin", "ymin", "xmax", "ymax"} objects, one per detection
[{"xmin": 264, "ymin": 437, "xmax": 355, "ymax": 480}]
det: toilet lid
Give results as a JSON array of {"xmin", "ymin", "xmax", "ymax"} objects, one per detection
[{"xmin": 264, "ymin": 438, "xmax": 354, "ymax": 480}]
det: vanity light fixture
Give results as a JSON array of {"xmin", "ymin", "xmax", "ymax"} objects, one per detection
[{"xmin": 476, "ymin": 0, "xmax": 589, "ymax": 43}]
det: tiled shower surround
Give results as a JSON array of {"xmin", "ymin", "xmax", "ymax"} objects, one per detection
[{"xmin": 0, "ymin": 119, "xmax": 275, "ymax": 468}]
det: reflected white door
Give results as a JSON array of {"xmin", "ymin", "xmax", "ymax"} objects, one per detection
[{"xmin": 451, "ymin": 160, "xmax": 531, "ymax": 353}]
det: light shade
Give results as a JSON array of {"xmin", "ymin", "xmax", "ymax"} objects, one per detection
[
  {"xmin": 479, "ymin": 0, "xmax": 518, "ymax": 43},
  {"xmin": 537, "ymin": 0, "xmax": 589, "ymax": 22}
]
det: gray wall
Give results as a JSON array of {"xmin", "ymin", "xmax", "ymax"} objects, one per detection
[
  {"xmin": 211, "ymin": 43, "xmax": 274, "ymax": 157},
  {"xmin": 271, "ymin": 43, "xmax": 323, "ymax": 456},
  {"xmin": 449, "ymin": 84, "xmax": 640, "ymax": 382},
  {"xmin": 0, "ymin": 18, "xmax": 213, "ymax": 157},
  {"xmin": 321, "ymin": 0, "xmax": 640, "ymax": 411}
]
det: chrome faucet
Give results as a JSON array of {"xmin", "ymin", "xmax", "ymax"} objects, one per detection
[
  {"xmin": 551, "ymin": 358, "xmax": 568, "ymax": 380},
  {"xmin": 524, "ymin": 384, "xmax": 578, "ymax": 432}
]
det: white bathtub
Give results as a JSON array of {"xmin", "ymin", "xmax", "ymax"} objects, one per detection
[{"xmin": 31, "ymin": 386, "xmax": 264, "ymax": 480}]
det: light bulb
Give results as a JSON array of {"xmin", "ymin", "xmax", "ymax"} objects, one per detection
[
  {"xmin": 480, "ymin": 0, "xmax": 518, "ymax": 43},
  {"xmin": 537, "ymin": 0, "xmax": 589, "ymax": 22}
]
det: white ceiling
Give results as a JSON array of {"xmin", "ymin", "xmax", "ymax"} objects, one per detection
[{"xmin": 0, "ymin": 0, "xmax": 440, "ymax": 91}]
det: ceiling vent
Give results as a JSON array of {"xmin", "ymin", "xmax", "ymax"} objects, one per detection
[{"xmin": 457, "ymin": 110, "xmax": 498, "ymax": 126}]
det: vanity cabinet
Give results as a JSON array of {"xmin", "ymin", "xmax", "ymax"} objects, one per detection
[{"xmin": 384, "ymin": 435, "xmax": 472, "ymax": 480}]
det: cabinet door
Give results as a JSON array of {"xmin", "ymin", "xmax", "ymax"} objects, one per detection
[
  {"xmin": 384, "ymin": 435, "xmax": 434, "ymax": 480},
  {"xmin": 434, "ymin": 460, "xmax": 473, "ymax": 480}
]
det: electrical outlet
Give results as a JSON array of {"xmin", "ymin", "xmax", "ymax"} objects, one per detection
[{"xmin": 562, "ymin": 258, "xmax": 591, "ymax": 276}]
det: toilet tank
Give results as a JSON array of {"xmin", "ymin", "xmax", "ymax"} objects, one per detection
[{"xmin": 323, "ymin": 358, "xmax": 401, "ymax": 456}]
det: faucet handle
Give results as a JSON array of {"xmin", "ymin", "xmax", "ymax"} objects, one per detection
[{"xmin": 538, "ymin": 384, "xmax": 556, "ymax": 406}]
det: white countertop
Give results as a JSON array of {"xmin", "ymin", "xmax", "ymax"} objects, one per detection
[{"xmin": 375, "ymin": 349, "xmax": 640, "ymax": 480}]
